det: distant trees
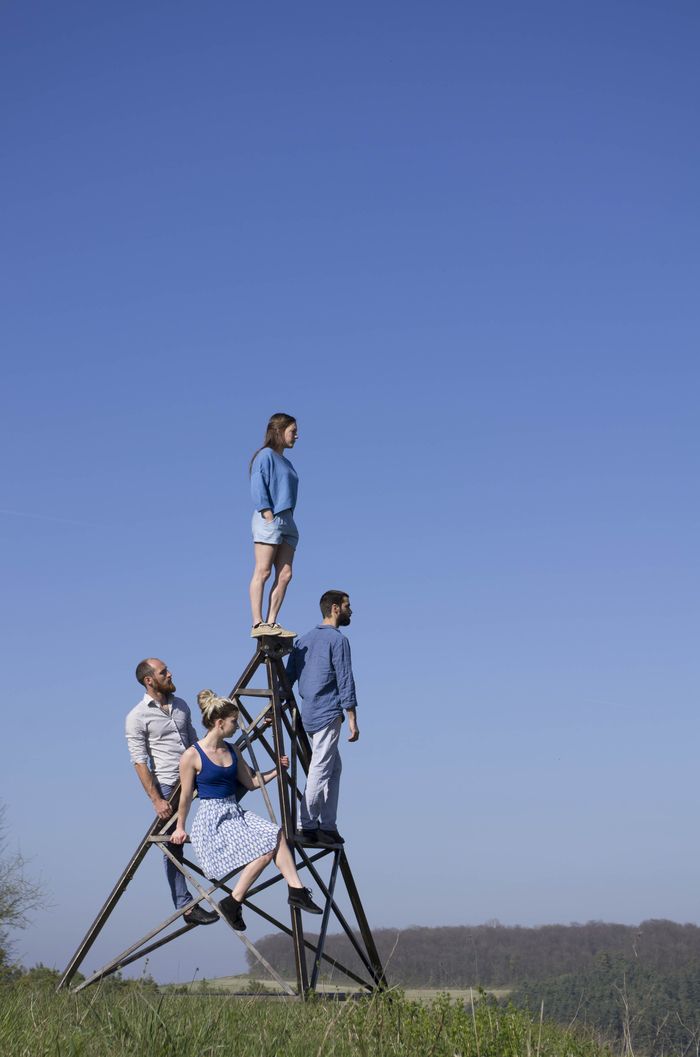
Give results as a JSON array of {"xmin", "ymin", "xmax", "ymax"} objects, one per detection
[
  {"xmin": 250, "ymin": 920, "xmax": 700, "ymax": 988},
  {"xmin": 249, "ymin": 921, "xmax": 700, "ymax": 1051},
  {"xmin": 510, "ymin": 955, "xmax": 700, "ymax": 1054},
  {"xmin": 0, "ymin": 803, "xmax": 43, "ymax": 974}
]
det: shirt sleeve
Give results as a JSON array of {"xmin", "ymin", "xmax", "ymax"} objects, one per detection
[
  {"xmin": 285, "ymin": 646, "xmax": 298, "ymax": 688},
  {"xmin": 250, "ymin": 450, "xmax": 274, "ymax": 512},
  {"xmin": 125, "ymin": 710, "xmax": 149, "ymax": 766},
  {"xmin": 182, "ymin": 703, "xmax": 198, "ymax": 748},
  {"xmin": 332, "ymin": 635, "xmax": 358, "ymax": 712}
]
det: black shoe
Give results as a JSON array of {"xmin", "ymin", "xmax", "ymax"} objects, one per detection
[
  {"xmin": 319, "ymin": 828, "xmax": 345, "ymax": 844},
  {"xmin": 295, "ymin": 828, "xmax": 320, "ymax": 843},
  {"xmin": 288, "ymin": 886, "xmax": 323, "ymax": 914},
  {"xmin": 183, "ymin": 905, "xmax": 219, "ymax": 926},
  {"xmin": 219, "ymin": 895, "xmax": 246, "ymax": 931}
]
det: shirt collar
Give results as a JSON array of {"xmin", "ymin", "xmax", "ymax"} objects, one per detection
[{"xmin": 141, "ymin": 692, "xmax": 174, "ymax": 709}]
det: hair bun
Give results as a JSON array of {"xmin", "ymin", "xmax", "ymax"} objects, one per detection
[{"xmin": 196, "ymin": 688, "xmax": 238, "ymax": 729}]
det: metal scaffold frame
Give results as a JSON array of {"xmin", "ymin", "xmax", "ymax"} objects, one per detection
[{"xmin": 57, "ymin": 638, "xmax": 387, "ymax": 999}]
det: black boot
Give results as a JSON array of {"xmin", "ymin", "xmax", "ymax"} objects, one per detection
[
  {"xmin": 287, "ymin": 886, "xmax": 323, "ymax": 914},
  {"xmin": 184, "ymin": 905, "xmax": 219, "ymax": 926},
  {"xmin": 219, "ymin": 895, "xmax": 246, "ymax": 931}
]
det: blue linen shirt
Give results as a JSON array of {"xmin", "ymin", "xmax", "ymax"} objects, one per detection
[
  {"xmin": 285, "ymin": 625, "xmax": 358, "ymax": 735},
  {"xmin": 250, "ymin": 448, "xmax": 298, "ymax": 515}
]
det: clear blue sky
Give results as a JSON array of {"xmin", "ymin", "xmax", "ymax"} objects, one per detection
[{"xmin": 2, "ymin": 1, "xmax": 699, "ymax": 983}]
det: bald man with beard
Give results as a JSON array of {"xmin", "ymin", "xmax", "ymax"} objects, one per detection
[{"xmin": 125, "ymin": 658, "xmax": 218, "ymax": 926}]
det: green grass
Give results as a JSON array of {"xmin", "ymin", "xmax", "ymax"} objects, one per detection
[
  {"xmin": 0, "ymin": 980, "xmax": 613, "ymax": 1057},
  {"xmin": 170, "ymin": 974, "xmax": 512, "ymax": 1005}
]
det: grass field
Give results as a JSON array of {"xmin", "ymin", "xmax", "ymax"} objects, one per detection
[
  {"xmin": 171, "ymin": 974, "xmax": 513, "ymax": 1005},
  {"xmin": 0, "ymin": 978, "xmax": 611, "ymax": 1057}
]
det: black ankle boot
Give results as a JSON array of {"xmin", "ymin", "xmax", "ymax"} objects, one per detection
[
  {"xmin": 219, "ymin": 895, "xmax": 246, "ymax": 931},
  {"xmin": 287, "ymin": 886, "xmax": 323, "ymax": 914}
]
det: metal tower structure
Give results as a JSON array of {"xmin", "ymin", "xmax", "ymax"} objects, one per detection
[{"xmin": 57, "ymin": 637, "xmax": 387, "ymax": 998}]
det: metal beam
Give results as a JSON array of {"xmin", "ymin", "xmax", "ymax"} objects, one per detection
[{"xmin": 59, "ymin": 638, "xmax": 387, "ymax": 998}]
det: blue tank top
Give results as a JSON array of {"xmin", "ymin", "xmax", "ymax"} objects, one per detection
[{"xmin": 194, "ymin": 742, "xmax": 239, "ymax": 799}]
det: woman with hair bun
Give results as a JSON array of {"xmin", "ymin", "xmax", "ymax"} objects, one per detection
[
  {"xmin": 171, "ymin": 689, "xmax": 322, "ymax": 931},
  {"xmin": 248, "ymin": 412, "xmax": 299, "ymax": 639}
]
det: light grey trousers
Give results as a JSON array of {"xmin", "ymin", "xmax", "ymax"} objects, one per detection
[{"xmin": 300, "ymin": 716, "xmax": 343, "ymax": 830}]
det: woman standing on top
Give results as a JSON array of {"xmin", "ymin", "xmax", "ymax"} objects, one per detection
[{"xmin": 249, "ymin": 412, "xmax": 300, "ymax": 638}]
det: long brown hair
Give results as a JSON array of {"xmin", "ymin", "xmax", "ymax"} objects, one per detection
[{"xmin": 249, "ymin": 412, "xmax": 296, "ymax": 474}]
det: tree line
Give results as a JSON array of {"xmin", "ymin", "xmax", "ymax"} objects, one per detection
[
  {"xmin": 249, "ymin": 919, "xmax": 700, "ymax": 988},
  {"xmin": 510, "ymin": 954, "xmax": 700, "ymax": 1055}
]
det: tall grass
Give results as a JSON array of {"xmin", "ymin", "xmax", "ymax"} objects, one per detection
[{"xmin": 0, "ymin": 981, "xmax": 614, "ymax": 1057}]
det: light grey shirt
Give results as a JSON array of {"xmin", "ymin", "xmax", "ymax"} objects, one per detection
[{"xmin": 125, "ymin": 693, "xmax": 198, "ymax": 787}]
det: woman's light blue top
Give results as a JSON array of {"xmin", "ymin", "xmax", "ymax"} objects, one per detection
[{"xmin": 250, "ymin": 447, "xmax": 298, "ymax": 515}]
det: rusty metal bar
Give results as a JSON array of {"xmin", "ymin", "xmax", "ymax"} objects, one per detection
[
  {"xmin": 160, "ymin": 844, "xmax": 296, "ymax": 996},
  {"xmin": 57, "ymin": 784, "xmax": 183, "ymax": 992},
  {"xmin": 266, "ymin": 652, "xmax": 309, "ymax": 996},
  {"xmin": 294, "ymin": 844, "xmax": 379, "ymax": 983},
  {"xmin": 339, "ymin": 850, "xmax": 387, "ymax": 989},
  {"xmin": 72, "ymin": 922, "xmax": 196, "ymax": 986},
  {"xmin": 272, "ymin": 655, "xmax": 312, "ymax": 772},
  {"xmin": 234, "ymin": 709, "xmax": 277, "ymax": 825},
  {"xmin": 227, "ymin": 648, "xmax": 265, "ymax": 703},
  {"xmin": 290, "ymin": 702, "xmax": 299, "ymax": 834},
  {"xmin": 310, "ymin": 848, "xmax": 342, "ymax": 990},
  {"xmin": 241, "ymin": 899, "xmax": 374, "ymax": 991},
  {"xmin": 245, "ymin": 848, "xmax": 331, "ymax": 898},
  {"xmin": 72, "ymin": 895, "xmax": 211, "ymax": 993},
  {"xmin": 108, "ymin": 922, "xmax": 194, "ymax": 970},
  {"xmin": 60, "ymin": 640, "xmax": 386, "ymax": 997}
]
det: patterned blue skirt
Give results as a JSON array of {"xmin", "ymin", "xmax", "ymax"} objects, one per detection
[{"xmin": 190, "ymin": 795, "xmax": 280, "ymax": 880}]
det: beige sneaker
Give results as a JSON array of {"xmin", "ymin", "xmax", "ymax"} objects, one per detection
[
  {"xmin": 268, "ymin": 623, "xmax": 296, "ymax": 639},
  {"xmin": 251, "ymin": 622, "xmax": 281, "ymax": 638}
]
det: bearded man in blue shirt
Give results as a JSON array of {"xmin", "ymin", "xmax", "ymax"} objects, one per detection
[{"xmin": 285, "ymin": 590, "xmax": 359, "ymax": 844}]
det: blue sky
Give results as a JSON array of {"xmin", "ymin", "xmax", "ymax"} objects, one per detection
[{"xmin": 2, "ymin": 1, "xmax": 699, "ymax": 983}]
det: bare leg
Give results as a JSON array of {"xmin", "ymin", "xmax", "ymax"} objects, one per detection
[
  {"xmin": 266, "ymin": 543, "xmax": 295, "ymax": 625},
  {"xmin": 273, "ymin": 833, "xmax": 305, "ymax": 889},
  {"xmin": 249, "ymin": 544, "xmax": 277, "ymax": 626},
  {"xmin": 231, "ymin": 852, "xmax": 274, "ymax": 902}
]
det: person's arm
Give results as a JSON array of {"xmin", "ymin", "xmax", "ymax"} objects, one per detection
[
  {"xmin": 126, "ymin": 712, "xmax": 173, "ymax": 819},
  {"xmin": 333, "ymin": 636, "xmax": 360, "ymax": 742},
  {"xmin": 346, "ymin": 708, "xmax": 359, "ymax": 742},
  {"xmin": 180, "ymin": 701, "xmax": 198, "ymax": 748},
  {"xmin": 282, "ymin": 647, "xmax": 298, "ymax": 702},
  {"xmin": 235, "ymin": 748, "xmax": 289, "ymax": 790},
  {"xmin": 170, "ymin": 749, "xmax": 198, "ymax": 844},
  {"xmin": 251, "ymin": 450, "xmax": 274, "ymax": 518},
  {"xmin": 133, "ymin": 762, "xmax": 173, "ymax": 820}
]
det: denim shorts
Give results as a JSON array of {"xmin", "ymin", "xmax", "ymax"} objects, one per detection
[{"xmin": 251, "ymin": 508, "xmax": 299, "ymax": 550}]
